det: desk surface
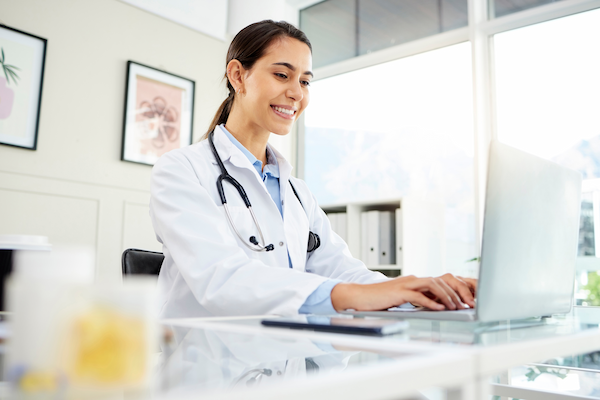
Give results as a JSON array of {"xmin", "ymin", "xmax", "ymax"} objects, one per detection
[
  {"xmin": 156, "ymin": 316, "xmax": 474, "ymax": 400},
  {"xmin": 155, "ymin": 307, "xmax": 600, "ymax": 400}
]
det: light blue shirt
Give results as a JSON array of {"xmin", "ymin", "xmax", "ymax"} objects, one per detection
[{"xmin": 220, "ymin": 125, "xmax": 340, "ymax": 314}]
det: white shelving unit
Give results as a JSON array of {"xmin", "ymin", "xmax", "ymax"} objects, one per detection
[{"xmin": 322, "ymin": 197, "xmax": 445, "ymax": 277}]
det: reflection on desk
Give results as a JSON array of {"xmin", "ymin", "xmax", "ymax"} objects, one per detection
[{"xmin": 157, "ymin": 324, "xmax": 406, "ymax": 396}]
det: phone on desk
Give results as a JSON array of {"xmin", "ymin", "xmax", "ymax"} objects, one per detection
[{"xmin": 261, "ymin": 315, "xmax": 409, "ymax": 336}]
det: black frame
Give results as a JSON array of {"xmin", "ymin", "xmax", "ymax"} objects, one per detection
[
  {"xmin": 0, "ymin": 24, "xmax": 47, "ymax": 150},
  {"xmin": 121, "ymin": 61, "xmax": 195, "ymax": 166}
]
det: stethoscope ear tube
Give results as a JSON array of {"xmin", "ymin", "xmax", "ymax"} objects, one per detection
[{"xmin": 210, "ymin": 130, "xmax": 274, "ymax": 252}]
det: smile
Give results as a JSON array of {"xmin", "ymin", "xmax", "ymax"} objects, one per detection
[{"xmin": 271, "ymin": 105, "xmax": 296, "ymax": 117}]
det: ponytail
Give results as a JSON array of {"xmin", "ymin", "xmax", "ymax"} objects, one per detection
[
  {"xmin": 203, "ymin": 88, "xmax": 234, "ymax": 140},
  {"xmin": 202, "ymin": 20, "xmax": 312, "ymax": 140}
]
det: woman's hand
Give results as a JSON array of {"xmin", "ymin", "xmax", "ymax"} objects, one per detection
[{"xmin": 331, "ymin": 273, "xmax": 478, "ymax": 312}]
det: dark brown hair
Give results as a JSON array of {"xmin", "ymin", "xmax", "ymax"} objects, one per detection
[{"xmin": 204, "ymin": 20, "xmax": 312, "ymax": 138}]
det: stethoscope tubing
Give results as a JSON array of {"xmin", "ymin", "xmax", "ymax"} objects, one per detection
[{"xmin": 209, "ymin": 131, "xmax": 273, "ymax": 252}]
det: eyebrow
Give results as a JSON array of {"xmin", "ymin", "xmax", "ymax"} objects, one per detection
[{"xmin": 272, "ymin": 62, "xmax": 313, "ymax": 77}]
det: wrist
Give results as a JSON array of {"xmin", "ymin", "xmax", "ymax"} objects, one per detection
[{"xmin": 331, "ymin": 283, "xmax": 357, "ymax": 311}]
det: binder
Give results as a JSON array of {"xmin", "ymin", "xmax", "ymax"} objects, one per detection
[
  {"xmin": 378, "ymin": 211, "xmax": 395, "ymax": 265},
  {"xmin": 395, "ymin": 208, "xmax": 403, "ymax": 268},
  {"xmin": 361, "ymin": 212, "xmax": 369, "ymax": 264},
  {"xmin": 337, "ymin": 212, "xmax": 347, "ymax": 243},
  {"xmin": 366, "ymin": 211, "xmax": 379, "ymax": 266}
]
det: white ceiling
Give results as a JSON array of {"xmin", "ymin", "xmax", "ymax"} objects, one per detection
[{"xmin": 121, "ymin": 0, "xmax": 325, "ymax": 42}]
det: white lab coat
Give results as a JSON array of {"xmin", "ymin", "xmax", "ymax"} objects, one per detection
[{"xmin": 150, "ymin": 125, "xmax": 387, "ymax": 319}]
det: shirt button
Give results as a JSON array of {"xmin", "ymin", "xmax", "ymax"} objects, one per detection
[{"xmin": 279, "ymin": 241, "xmax": 284, "ymax": 246}]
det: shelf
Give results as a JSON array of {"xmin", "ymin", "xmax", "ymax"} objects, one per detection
[{"xmin": 321, "ymin": 196, "xmax": 445, "ymax": 277}]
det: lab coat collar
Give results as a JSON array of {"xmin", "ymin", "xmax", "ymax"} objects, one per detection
[
  {"xmin": 210, "ymin": 125, "xmax": 255, "ymax": 171},
  {"xmin": 210, "ymin": 125, "xmax": 294, "ymax": 192}
]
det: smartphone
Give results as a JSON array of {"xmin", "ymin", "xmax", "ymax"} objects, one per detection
[{"xmin": 261, "ymin": 315, "xmax": 408, "ymax": 336}]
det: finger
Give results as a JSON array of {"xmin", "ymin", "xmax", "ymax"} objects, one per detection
[
  {"xmin": 438, "ymin": 277, "xmax": 468, "ymax": 309},
  {"xmin": 443, "ymin": 275, "xmax": 475, "ymax": 308},
  {"xmin": 405, "ymin": 277, "xmax": 457, "ymax": 310},
  {"xmin": 404, "ymin": 291, "xmax": 445, "ymax": 310},
  {"xmin": 458, "ymin": 277, "xmax": 478, "ymax": 296},
  {"xmin": 415, "ymin": 278, "xmax": 457, "ymax": 310},
  {"xmin": 432, "ymin": 278, "xmax": 459, "ymax": 310}
]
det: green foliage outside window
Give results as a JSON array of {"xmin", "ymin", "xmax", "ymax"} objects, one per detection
[{"xmin": 583, "ymin": 271, "xmax": 600, "ymax": 306}]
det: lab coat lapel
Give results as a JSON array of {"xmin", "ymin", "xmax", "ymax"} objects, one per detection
[
  {"xmin": 211, "ymin": 126, "xmax": 270, "ymax": 194},
  {"xmin": 271, "ymin": 146, "xmax": 309, "ymax": 272}
]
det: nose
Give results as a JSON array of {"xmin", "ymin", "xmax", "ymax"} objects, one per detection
[{"xmin": 286, "ymin": 82, "xmax": 303, "ymax": 102}]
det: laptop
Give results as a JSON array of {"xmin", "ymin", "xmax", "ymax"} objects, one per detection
[{"xmin": 344, "ymin": 141, "xmax": 583, "ymax": 322}]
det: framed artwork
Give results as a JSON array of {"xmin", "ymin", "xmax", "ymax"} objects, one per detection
[
  {"xmin": 122, "ymin": 61, "xmax": 195, "ymax": 165},
  {"xmin": 0, "ymin": 25, "xmax": 47, "ymax": 150}
]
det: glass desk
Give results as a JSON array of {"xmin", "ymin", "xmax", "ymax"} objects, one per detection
[
  {"xmin": 154, "ymin": 316, "xmax": 475, "ymax": 400},
  {"xmin": 173, "ymin": 307, "xmax": 600, "ymax": 400}
]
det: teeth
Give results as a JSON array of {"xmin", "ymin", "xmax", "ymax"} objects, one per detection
[{"xmin": 273, "ymin": 106, "xmax": 294, "ymax": 115}]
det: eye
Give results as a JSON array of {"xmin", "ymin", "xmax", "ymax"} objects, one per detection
[
  {"xmin": 275, "ymin": 73, "xmax": 288, "ymax": 79},
  {"xmin": 301, "ymin": 80, "xmax": 311, "ymax": 87}
]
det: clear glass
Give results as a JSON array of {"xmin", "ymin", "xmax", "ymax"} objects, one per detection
[
  {"xmin": 357, "ymin": 0, "xmax": 468, "ymax": 55},
  {"xmin": 300, "ymin": 0, "xmax": 357, "ymax": 68},
  {"xmin": 494, "ymin": 10, "xmax": 600, "ymax": 300},
  {"xmin": 156, "ymin": 321, "xmax": 434, "ymax": 396},
  {"xmin": 503, "ymin": 353, "xmax": 600, "ymax": 398},
  {"xmin": 300, "ymin": 0, "xmax": 468, "ymax": 68},
  {"xmin": 494, "ymin": 8, "xmax": 600, "ymax": 173},
  {"xmin": 491, "ymin": 0, "xmax": 565, "ymax": 19},
  {"xmin": 304, "ymin": 42, "xmax": 475, "ymax": 275}
]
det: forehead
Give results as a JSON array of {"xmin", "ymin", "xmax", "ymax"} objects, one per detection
[{"xmin": 260, "ymin": 37, "xmax": 312, "ymax": 70}]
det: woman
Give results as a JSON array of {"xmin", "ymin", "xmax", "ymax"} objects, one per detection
[{"xmin": 150, "ymin": 20, "xmax": 476, "ymax": 319}]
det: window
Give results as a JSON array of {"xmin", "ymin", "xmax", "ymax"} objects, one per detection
[
  {"xmin": 493, "ymin": 7, "xmax": 600, "ymax": 304},
  {"xmin": 299, "ymin": 0, "xmax": 600, "ymax": 284},
  {"xmin": 494, "ymin": 7, "xmax": 600, "ymax": 250},
  {"xmin": 491, "ymin": 0, "xmax": 565, "ymax": 18},
  {"xmin": 301, "ymin": 0, "xmax": 468, "ymax": 68},
  {"xmin": 304, "ymin": 43, "xmax": 475, "ymax": 275}
]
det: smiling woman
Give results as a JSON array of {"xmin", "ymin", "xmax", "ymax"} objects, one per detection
[
  {"xmin": 224, "ymin": 36, "xmax": 312, "ymax": 164},
  {"xmin": 149, "ymin": 20, "xmax": 476, "ymax": 319}
]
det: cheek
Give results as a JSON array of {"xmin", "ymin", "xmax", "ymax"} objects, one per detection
[{"xmin": 300, "ymin": 93, "xmax": 310, "ymax": 112}]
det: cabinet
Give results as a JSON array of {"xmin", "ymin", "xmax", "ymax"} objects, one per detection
[{"xmin": 322, "ymin": 197, "xmax": 445, "ymax": 277}]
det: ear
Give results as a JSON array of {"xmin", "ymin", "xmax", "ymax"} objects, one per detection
[{"xmin": 226, "ymin": 59, "xmax": 245, "ymax": 93}]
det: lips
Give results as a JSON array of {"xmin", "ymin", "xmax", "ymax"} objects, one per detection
[{"xmin": 271, "ymin": 105, "xmax": 296, "ymax": 119}]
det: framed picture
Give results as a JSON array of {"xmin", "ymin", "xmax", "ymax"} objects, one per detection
[
  {"xmin": 122, "ymin": 61, "xmax": 195, "ymax": 165},
  {"xmin": 0, "ymin": 25, "xmax": 47, "ymax": 150}
]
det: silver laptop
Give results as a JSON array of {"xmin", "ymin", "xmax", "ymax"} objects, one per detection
[{"xmin": 344, "ymin": 141, "xmax": 583, "ymax": 322}]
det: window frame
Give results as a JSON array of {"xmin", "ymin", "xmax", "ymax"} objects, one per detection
[{"xmin": 296, "ymin": 0, "xmax": 600, "ymax": 259}]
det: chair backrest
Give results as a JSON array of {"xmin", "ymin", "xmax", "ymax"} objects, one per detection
[{"xmin": 122, "ymin": 248, "xmax": 164, "ymax": 276}]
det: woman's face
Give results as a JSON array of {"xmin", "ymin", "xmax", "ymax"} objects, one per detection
[{"xmin": 238, "ymin": 37, "xmax": 312, "ymax": 136}]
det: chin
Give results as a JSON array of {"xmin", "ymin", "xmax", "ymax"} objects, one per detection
[{"xmin": 269, "ymin": 122, "xmax": 294, "ymax": 136}]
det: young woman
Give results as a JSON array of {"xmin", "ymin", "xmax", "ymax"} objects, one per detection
[{"xmin": 150, "ymin": 20, "xmax": 476, "ymax": 319}]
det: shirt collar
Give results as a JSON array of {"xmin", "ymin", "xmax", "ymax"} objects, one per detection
[{"xmin": 220, "ymin": 124, "xmax": 279, "ymax": 178}]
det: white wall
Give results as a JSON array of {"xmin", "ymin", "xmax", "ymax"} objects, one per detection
[{"xmin": 0, "ymin": 0, "xmax": 228, "ymax": 283}]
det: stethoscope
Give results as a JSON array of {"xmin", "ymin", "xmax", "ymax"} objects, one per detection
[
  {"xmin": 209, "ymin": 130, "xmax": 320, "ymax": 253},
  {"xmin": 231, "ymin": 368, "xmax": 272, "ymax": 388}
]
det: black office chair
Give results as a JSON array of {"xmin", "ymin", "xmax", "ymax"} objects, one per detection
[{"xmin": 122, "ymin": 248, "xmax": 164, "ymax": 276}]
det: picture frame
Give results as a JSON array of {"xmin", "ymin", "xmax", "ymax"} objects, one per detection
[
  {"xmin": 0, "ymin": 25, "xmax": 47, "ymax": 150},
  {"xmin": 121, "ymin": 61, "xmax": 195, "ymax": 166}
]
